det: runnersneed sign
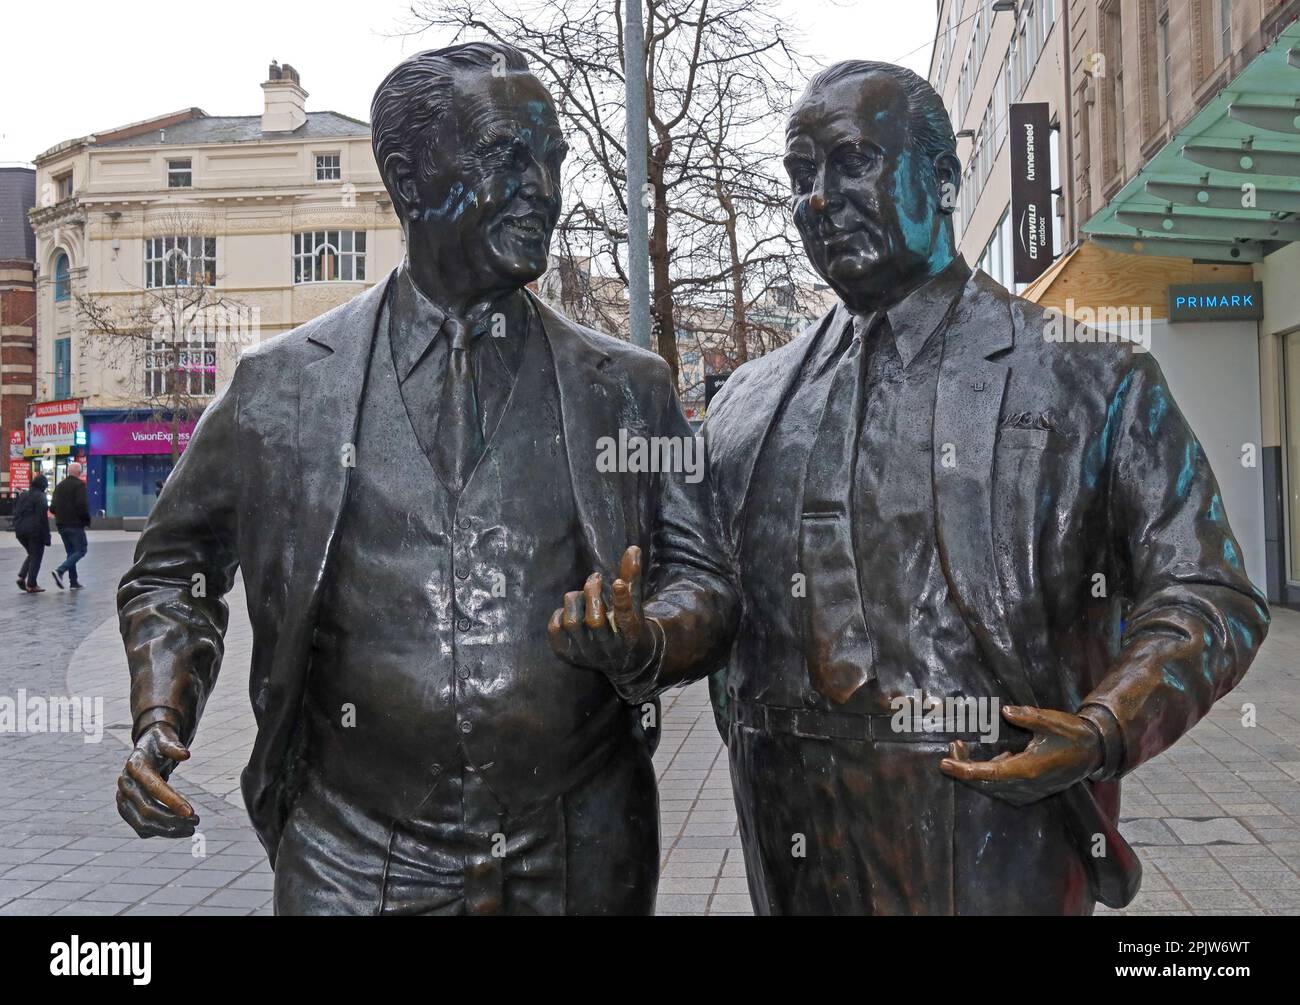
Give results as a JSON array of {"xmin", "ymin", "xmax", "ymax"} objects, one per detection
[
  {"xmin": 24, "ymin": 399, "xmax": 83, "ymax": 456},
  {"xmin": 1010, "ymin": 102, "xmax": 1054, "ymax": 285}
]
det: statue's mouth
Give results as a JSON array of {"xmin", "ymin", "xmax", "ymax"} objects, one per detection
[{"xmin": 502, "ymin": 213, "xmax": 547, "ymax": 237}]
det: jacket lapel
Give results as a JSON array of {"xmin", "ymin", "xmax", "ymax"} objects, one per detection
[
  {"xmin": 289, "ymin": 275, "xmax": 392, "ymax": 619},
  {"xmin": 716, "ymin": 304, "xmax": 847, "ymax": 552},
  {"xmin": 932, "ymin": 270, "xmax": 1038, "ymax": 706},
  {"xmin": 527, "ymin": 293, "xmax": 632, "ymax": 579}
]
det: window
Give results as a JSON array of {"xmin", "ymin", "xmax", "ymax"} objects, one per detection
[
  {"xmin": 1218, "ymin": 0, "xmax": 1232, "ymax": 64},
  {"xmin": 145, "ymin": 236, "xmax": 217, "ymax": 288},
  {"xmin": 167, "ymin": 159, "xmax": 192, "ymax": 188},
  {"xmin": 315, "ymin": 153, "xmax": 341, "ymax": 181},
  {"xmin": 53, "ymin": 253, "xmax": 70, "ymax": 302},
  {"xmin": 293, "ymin": 231, "xmax": 366, "ymax": 283},
  {"xmin": 1102, "ymin": 2, "xmax": 1126, "ymax": 182},
  {"xmin": 54, "ymin": 338, "xmax": 71, "ymax": 399},
  {"xmin": 146, "ymin": 332, "xmax": 216, "ymax": 397},
  {"xmin": 1159, "ymin": 7, "xmax": 1173, "ymax": 123},
  {"xmin": 54, "ymin": 172, "xmax": 73, "ymax": 201}
]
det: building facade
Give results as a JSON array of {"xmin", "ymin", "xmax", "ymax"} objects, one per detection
[
  {"xmin": 28, "ymin": 62, "xmax": 403, "ymax": 517},
  {"xmin": 0, "ymin": 167, "xmax": 36, "ymax": 498},
  {"xmin": 1066, "ymin": 0, "xmax": 1299, "ymax": 604},
  {"xmin": 931, "ymin": 0, "xmax": 1070, "ymax": 291},
  {"xmin": 931, "ymin": 0, "xmax": 1300, "ymax": 604}
]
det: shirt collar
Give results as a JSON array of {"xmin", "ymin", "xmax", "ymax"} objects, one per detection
[
  {"xmin": 852, "ymin": 255, "xmax": 972, "ymax": 368},
  {"xmin": 389, "ymin": 265, "xmax": 526, "ymax": 382},
  {"xmin": 391, "ymin": 265, "xmax": 450, "ymax": 383}
]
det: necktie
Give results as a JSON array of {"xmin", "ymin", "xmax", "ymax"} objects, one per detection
[
  {"xmin": 798, "ymin": 312, "xmax": 882, "ymax": 704},
  {"xmin": 432, "ymin": 316, "xmax": 486, "ymax": 495}
]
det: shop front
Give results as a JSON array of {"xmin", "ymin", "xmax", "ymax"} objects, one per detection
[{"xmin": 84, "ymin": 411, "xmax": 197, "ymax": 518}]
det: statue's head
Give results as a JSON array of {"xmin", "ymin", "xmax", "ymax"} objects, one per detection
[
  {"xmin": 785, "ymin": 61, "xmax": 961, "ymax": 314},
  {"xmin": 372, "ymin": 43, "xmax": 566, "ymax": 304}
]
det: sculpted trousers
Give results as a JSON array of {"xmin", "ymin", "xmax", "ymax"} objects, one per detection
[
  {"xmin": 728, "ymin": 720, "xmax": 1094, "ymax": 915},
  {"xmin": 273, "ymin": 740, "xmax": 660, "ymax": 916}
]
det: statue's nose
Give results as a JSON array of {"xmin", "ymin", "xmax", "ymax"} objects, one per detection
[{"xmin": 809, "ymin": 193, "xmax": 827, "ymax": 214}]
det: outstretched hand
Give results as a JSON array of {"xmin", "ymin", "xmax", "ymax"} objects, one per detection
[{"xmin": 548, "ymin": 546, "xmax": 660, "ymax": 697}]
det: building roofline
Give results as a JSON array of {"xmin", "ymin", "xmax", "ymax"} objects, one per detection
[{"xmin": 34, "ymin": 108, "xmax": 208, "ymax": 164}]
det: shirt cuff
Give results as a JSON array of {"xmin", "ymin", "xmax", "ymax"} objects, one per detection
[
  {"xmin": 1078, "ymin": 703, "xmax": 1124, "ymax": 781},
  {"xmin": 132, "ymin": 706, "xmax": 185, "ymax": 744},
  {"xmin": 611, "ymin": 617, "xmax": 667, "ymax": 705}
]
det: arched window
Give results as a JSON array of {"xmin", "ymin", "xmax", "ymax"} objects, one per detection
[{"xmin": 53, "ymin": 253, "xmax": 70, "ymax": 302}]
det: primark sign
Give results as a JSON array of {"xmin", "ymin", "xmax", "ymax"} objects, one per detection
[{"xmin": 1169, "ymin": 282, "xmax": 1264, "ymax": 323}]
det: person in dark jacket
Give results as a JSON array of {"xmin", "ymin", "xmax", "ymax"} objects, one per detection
[
  {"xmin": 50, "ymin": 461, "xmax": 90, "ymax": 589},
  {"xmin": 13, "ymin": 474, "xmax": 51, "ymax": 594}
]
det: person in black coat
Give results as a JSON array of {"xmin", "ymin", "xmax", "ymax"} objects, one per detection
[
  {"xmin": 50, "ymin": 461, "xmax": 91, "ymax": 589},
  {"xmin": 13, "ymin": 474, "xmax": 51, "ymax": 594}
]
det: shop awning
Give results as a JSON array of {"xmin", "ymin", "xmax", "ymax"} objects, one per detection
[{"xmin": 1082, "ymin": 19, "xmax": 1300, "ymax": 264}]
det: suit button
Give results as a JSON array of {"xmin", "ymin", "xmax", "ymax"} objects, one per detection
[
  {"xmin": 457, "ymin": 517, "xmax": 472, "ymax": 530},
  {"xmin": 456, "ymin": 618, "xmax": 471, "ymax": 631},
  {"xmin": 458, "ymin": 666, "xmax": 471, "ymax": 680},
  {"xmin": 460, "ymin": 721, "xmax": 473, "ymax": 734},
  {"xmin": 455, "ymin": 568, "xmax": 470, "ymax": 580}
]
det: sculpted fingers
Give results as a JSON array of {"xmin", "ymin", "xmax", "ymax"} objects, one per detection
[
  {"xmin": 562, "ymin": 590, "xmax": 584, "ymax": 632},
  {"xmin": 125, "ymin": 749, "xmax": 196, "ymax": 820},
  {"xmin": 548, "ymin": 606, "xmax": 571, "ymax": 658},
  {"xmin": 583, "ymin": 573, "xmax": 606, "ymax": 630},
  {"xmin": 117, "ymin": 774, "xmax": 197, "ymax": 837},
  {"xmin": 619, "ymin": 546, "xmax": 643, "ymax": 597}
]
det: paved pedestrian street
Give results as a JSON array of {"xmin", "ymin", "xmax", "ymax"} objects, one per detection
[{"xmin": 1, "ymin": 532, "xmax": 1298, "ymax": 916}]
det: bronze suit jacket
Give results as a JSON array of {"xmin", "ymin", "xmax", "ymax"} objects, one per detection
[
  {"xmin": 118, "ymin": 271, "xmax": 737, "ymax": 862},
  {"xmin": 704, "ymin": 268, "xmax": 1269, "ymax": 909}
]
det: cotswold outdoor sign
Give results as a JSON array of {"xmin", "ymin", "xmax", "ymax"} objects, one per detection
[
  {"xmin": 1169, "ymin": 282, "xmax": 1264, "ymax": 323},
  {"xmin": 1010, "ymin": 102, "xmax": 1053, "ymax": 285}
]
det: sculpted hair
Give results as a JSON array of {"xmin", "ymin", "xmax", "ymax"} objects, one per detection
[
  {"xmin": 370, "ymin": 42, "xmax": 532, "ymax": 200},
  {"xmin": 798, "ymin": 60, "xmax": 957, "ymax": 171}
]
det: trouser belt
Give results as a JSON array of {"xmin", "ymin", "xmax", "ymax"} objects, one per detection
[{"xmin": 730, "ymin": 698, "xmax": 1014, "ymax": 745}]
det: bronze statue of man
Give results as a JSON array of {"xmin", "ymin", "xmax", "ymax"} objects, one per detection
[
  {"xmin": 114, "ymin": 43, "xmax": 735, "ymax": 915},
  {"xmin": 695, "ymin": 61, "xmax": 1268, "ymax": 914}
]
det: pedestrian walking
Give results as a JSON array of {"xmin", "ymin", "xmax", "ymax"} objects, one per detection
[
  {"xmin": 13, "ymin": 473, "xmax": 51, "ymax": 594},
  {"xmin": 50, "ymin": 461, "xmax": 90, "ymax": 590}
]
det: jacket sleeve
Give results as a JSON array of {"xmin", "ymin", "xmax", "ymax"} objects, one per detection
[
  {"xmin": 640, "ymin": 360, "xmax": 740, "ymax": 692},
  {"xmin": 117, "ymin": 367, "xmax": 244, "ymax": 745},
  {"xmin": 77, "ymin": 479, "xmax": 90, "ymax": 526},
  {"xmin": 1080, "ymin": 352, "xmax": 1268, "ymax": 776}
]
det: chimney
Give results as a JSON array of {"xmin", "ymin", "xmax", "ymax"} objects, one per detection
[{"xmin": 261, "ymin": 60, "xmax": 307, "ymax": 133}]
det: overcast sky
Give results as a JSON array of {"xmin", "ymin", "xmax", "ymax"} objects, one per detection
[{"xmin": 0, "ymin": 0, "xmax": 937, "ymax": 165}]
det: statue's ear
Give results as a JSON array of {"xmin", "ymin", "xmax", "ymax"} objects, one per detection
[
  {"xmin": 382, "ymin": 152, "xmax": 420, "ymax": 222},
  {"xmin": 932, "ymin": 150, "xmax": 962, "ymax": 216}
]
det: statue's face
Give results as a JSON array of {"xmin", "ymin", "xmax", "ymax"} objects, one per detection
[
  {"xmin": 785, "ymin": 73, "xmax": 952, "ymax": 310},
  {"xmin": 413, "ymin": 71, "xmax": 566, "ymax": 296}
]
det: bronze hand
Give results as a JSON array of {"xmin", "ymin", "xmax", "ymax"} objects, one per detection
[
  {"xmin": 116, "ymin": 722, "xmax": 200, "ymax": 838},
  {"xmin": 938, "ymin": 705, "xmax": 1103, "ymax": 806}
]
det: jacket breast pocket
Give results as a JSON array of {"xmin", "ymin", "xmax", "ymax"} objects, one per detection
[{"xmin": 998, "ymin": 425, "xmax": 1051, "ymax": 452}]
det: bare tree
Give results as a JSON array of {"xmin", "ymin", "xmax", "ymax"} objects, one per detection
[
  {"xmin": 76, "ymin": 211, "xmax": 252, "ymax": 464},
  {"xmin": 403, "ymin": 0, "xmax": 822, "ymax": 397}
]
